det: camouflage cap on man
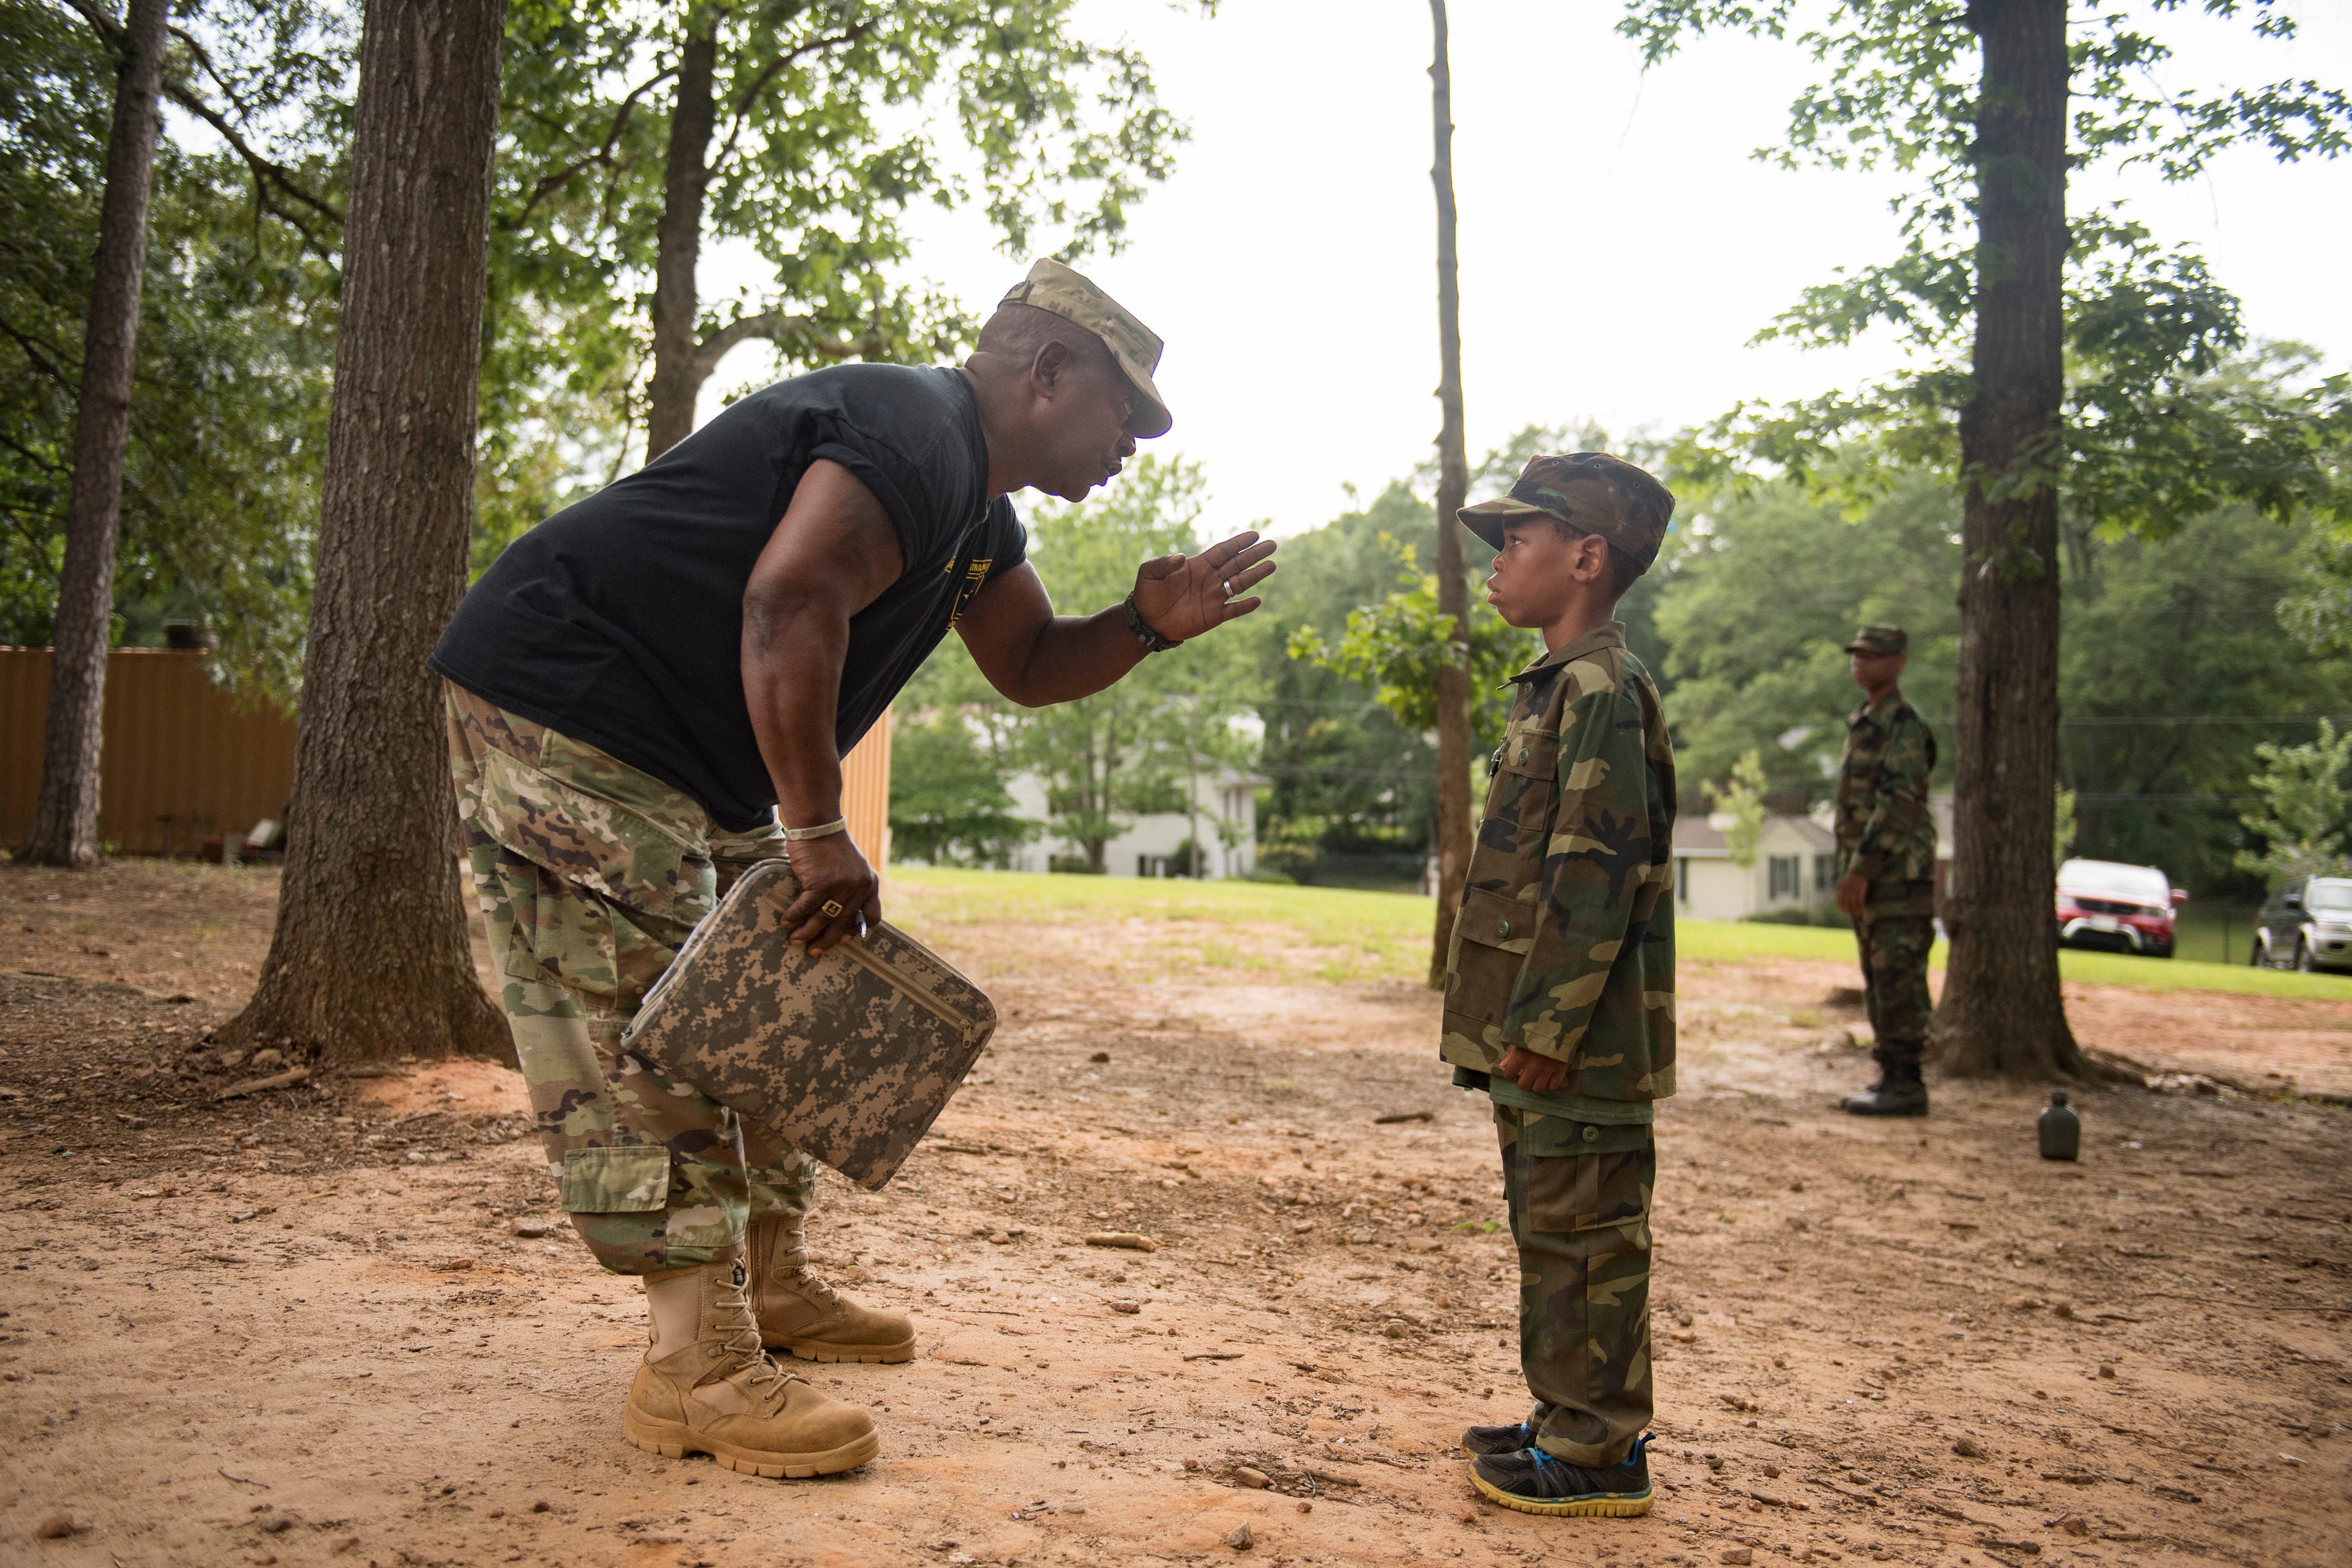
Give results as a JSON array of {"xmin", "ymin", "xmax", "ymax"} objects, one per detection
[
  {"xmin": 1846, "ymin": 625, "xmax": 1908, "ymax": 655},
  {"xmin": 996, "ymin": 258, "xmax": 1171, "ymax": 438},
  {"xmin": 1457, "ymin": 453, "xmax": 1675, "ymax": 570}
]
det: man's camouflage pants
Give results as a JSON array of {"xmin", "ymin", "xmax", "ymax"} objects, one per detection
[
  {"xmin": 1854, "ymin": 889, "xmax": 1934, "ymax": 1066},
  {"xmin": 443, "ymin": 681, "xmax": 815, "ymax": 1275},
  {"xmin": 1494, "ymin": 1102, "xmax": 1654, "ymax": 1467}
]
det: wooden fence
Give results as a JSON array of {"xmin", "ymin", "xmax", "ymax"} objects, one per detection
[
  {"xmin": 0, "ymin": 649, "xmax": 297, "ymax": 855},
  {"xmin": 0, "ymin": 648, "xmax": 893, "ymax": 863}
]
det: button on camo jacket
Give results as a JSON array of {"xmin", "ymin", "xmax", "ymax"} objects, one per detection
[
  {"xmin": 1439, "ymin": 621, "xmax": 1677, "ymax": 1104},
  {"xmin": 1835, "ymin": 694, "xmax": 1938, "ymax": 892}
]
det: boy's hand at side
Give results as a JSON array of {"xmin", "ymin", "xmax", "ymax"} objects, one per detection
[
  {"xmin": 1835, "ymin": 871, "xmax": 1869, "ymax": 919},
  {"xmin": 1497, "ymin": 1044, "xmax": 1570, "ymax": 1094}
]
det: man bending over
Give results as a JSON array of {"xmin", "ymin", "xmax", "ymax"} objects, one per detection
[{"xmin": 430, "ymin": 260, "xmax": 1273, "ymax": 1479}]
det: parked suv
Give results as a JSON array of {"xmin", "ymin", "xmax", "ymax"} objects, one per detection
[
  {"xmin": 2252, "ymin": 877, "xmax": 2352, "ymax": 973},
  {"xmin": 2055, "ymin": 858, "xmax": 2183, "ymax": 958}
]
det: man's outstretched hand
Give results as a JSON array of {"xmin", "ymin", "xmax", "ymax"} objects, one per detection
[{"xmin": 1131, "ymin": 530, "xmax": 1278, "ymax": 644}]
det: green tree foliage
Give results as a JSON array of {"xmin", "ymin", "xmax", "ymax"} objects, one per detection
[
  {"xmin": 2235, "ymin": 720, "xmax": 2352, "ymax": 886},
  {"xmin": 1653, "ymin": 457, "xmax": 2352, "ymax": 892},
  {"xmin": 895, "ymin": 456, "xmax": 1253, "ymax": 875},
  {"xmin": 1656, "ymin": 471, "xmax": 1962, "ymax": 797},
  {"xmin": 1240, "ymin": 481, "xmax": 1444, "ymax": 885},
  {"xmin": 885, "ymin": 709, "xmax": 1036, "ymax": 867},
  {"xmin": 1, "ymin": 0, "xmax": 348, "ymax": 702},
  {"xmin": 1287, "ymin": 532, "xmax": 1534, "ymax": 752},
  {"xmin": 1621, "ymin": 3, "xmax": 2352, "ymax": 534},
  {"xmin": 1705, "ymin": 748, "xmax": 1769, "ymax": 870},
  {"xmin": 487, "ymin": 0, "xmax": 1200, "ymax": 474}
]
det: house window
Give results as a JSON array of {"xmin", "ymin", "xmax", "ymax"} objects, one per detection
[
  {"xmin": 1676, "ymin": 856, "xmax": 1690, "ymax": 905},
  {"xmin": 1768, "ymin": 855, "xmax": 1801, "ymax": 899},
  {"xmin": 1814, "ymin": 854, "xmax": 1838, "ymax": 891}
]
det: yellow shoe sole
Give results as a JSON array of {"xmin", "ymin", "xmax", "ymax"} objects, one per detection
[
  {"xmin": 1470, "ymin": 1468, "xmax": 1654, "ymax": 1518},
  {"xmin": 773, "ymin": 1336, "xmax": 916, "ymax": 1365},
  {"xmin": 621, "ymin": 1410, "xmax": 880, "ymax": 1479}
]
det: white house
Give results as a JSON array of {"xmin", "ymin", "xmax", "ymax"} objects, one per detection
[
  {"xmin": 1673, "ymin": 813, "xmax": 1843, "ymax": 922},
  {"xmin": 1000, "ymin": 766, "xmax": 1267, "ymax": 879},
  {"xmin": 1671, "ymin": 793, "xmax": 1958, "ymax": 923}
]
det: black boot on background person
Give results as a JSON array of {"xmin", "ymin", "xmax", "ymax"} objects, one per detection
[{"xmin": 1840, "ymin": 1055, "xmax": 1929, "ymax": 1116}]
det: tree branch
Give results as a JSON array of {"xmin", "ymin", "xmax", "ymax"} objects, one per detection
[
  {"xmin": 707, "ymin": 21, "xmax": 877, "ymax": 176},
  {"xmin": 62, "ymin": 0, "xmax": 344, "ymax": 256},
  {"xmin": 0, "ymin": 311, "xmax": 78, "ymax": 394},
  {"xmin": 514, "ymin": 65, "xmax": 678, "ymax": 223},
  {"xmin": 693, "ymin": 311, "xmax": 889, "ymax": 381}
]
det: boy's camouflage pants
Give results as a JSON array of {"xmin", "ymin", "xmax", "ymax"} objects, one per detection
[
  {"xmin": 1494, "ymin": 1102, "xmax": 1654, "ymax": 1467},
  {"xmin": 1854, "ymin": 891, "xmax": 1934, "ymax": 1065},
  {"xmin": 443, "ymin": 681, "xmax": 815, "ymax": 1275}
]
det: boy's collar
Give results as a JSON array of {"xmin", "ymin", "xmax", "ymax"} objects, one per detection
[{"xmin": 1511, "ymin": 619, "xmax": 1625, "ymax": 682}]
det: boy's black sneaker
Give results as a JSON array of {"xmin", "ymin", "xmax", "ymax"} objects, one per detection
[
  {"xmin": 1470, "ymin": 1436, "xmax": 1653, "ymax": 1517},
  {"xmin": 1460, "ymin": 1408, "xmax": 1539, "ymax": 1457}
]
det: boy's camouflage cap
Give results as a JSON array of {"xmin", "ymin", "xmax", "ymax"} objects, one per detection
[
  {"xmin": 1846, "ymin": 625, "xmax": 1908, "ymax": 655},
  {"xmin": 1457, "ymin": 453, "xmax": 1675, "ymax": 569},
  {"xmin": 996, "ymin": 258, "xmax": 1172, "ymax": 438}
]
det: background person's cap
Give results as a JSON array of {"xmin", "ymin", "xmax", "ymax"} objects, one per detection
[
  {"xmin": 1846, "ymin": 625, "xmax": 1909, "ymax": 655},
  {"xmin": 1457, "ymin": 452, "xmax": 1675, "ymax": 569},
  {"xmin": 996, "ymin": 258, "xmax": 1171, "ymax": 438}
]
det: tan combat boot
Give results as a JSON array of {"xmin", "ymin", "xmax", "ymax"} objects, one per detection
[
  {"xmin": 746, "ymin": 1211, "xmax": 916, "ymax": 1364},
  {"xmin": 623, "ymin": 1254, "xmax": 879, "ymax": 1478}
]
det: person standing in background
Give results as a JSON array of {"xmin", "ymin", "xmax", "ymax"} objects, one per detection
[{"xmin": 1833, "ymin": 625, "xmax": 1940, "ymax": 1116}]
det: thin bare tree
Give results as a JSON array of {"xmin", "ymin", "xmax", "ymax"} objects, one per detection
[
  {"xmin": 20, "ymin": 0, "xmax": 170, "ymax": 869},
  {"xmin": 1425, "ymin": 0, "xmax": 1475, "ymax": 983}
]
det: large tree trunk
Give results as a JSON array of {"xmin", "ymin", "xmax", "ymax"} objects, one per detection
[
  {"xmin": 644, "ymin": 18, "xmax": 718, "ymax": 459},
  {"xmin": 19, "ymin": 0, "xmax": 170, "ymax": 869},
  {"xmin": 1424, "ymin": 0, "xmax": 1475, "ymax": 985},
  {"xmin": 1935, "ymin": 0, "xmax": 2086, "ymax": 1080},
  {"xmin": 220, "ymin": 0, "xmax": 509, "ymax": 1065}
]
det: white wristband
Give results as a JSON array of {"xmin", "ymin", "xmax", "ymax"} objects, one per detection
[{"xmin": 782, "ymin": 817, "xmax": 848, "ymax": 843}]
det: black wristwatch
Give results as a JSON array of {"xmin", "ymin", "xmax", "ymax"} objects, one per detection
[{"xmin": 1122, "ymin": 593, "xmax": 1181, "ymax": 653}]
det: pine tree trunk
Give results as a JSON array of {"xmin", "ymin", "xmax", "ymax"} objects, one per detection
[
  {"xmin": 219, "ymin": 0, "xmax": 509, "ymax": 1066},
  {"xmin": 644, "ymin": 19, "xmax": 717, "ymax": 459},
  {"xmin": 1425, "ymin": 0, "xmax": 1475, "ymax": 986},
  {"xmin": 1934, "ymin": 0, "xmax": 2087, "ymax": 1080},
  {"xmin": 19, "ymin": 0, "xmax": 170, "ymax": 869}
]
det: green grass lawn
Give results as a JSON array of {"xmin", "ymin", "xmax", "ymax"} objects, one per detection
[{"xmin": 886, "ymin": 865, "xmax": 2352, "ymax": 1002}]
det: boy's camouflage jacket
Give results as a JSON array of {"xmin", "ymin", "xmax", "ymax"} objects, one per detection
[
  {"xmin": 1835, "ymin": 694, "xmax": 1938, "ymax": 891},
  {"xmin": 1440, "ymin": 621, "xmax": 1677, "ymax": 1106}
]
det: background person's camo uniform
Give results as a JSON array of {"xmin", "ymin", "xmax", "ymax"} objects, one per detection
[
  {"xmin": 445, "ymin": 684, "xmax": 814, "ymax": 1272},
  {"xmin": 1835, "ymin": 671, "xmax": 1940, "ymax": 1068},
  {"xmin": 1439, "ymin": 606, "xmax": 1676, "ymax": 1470}
]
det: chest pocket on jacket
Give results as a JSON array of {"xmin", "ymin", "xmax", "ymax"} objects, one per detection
[{"xmin": 1478, "ymin": 724, "xmax": 1559, "ymax": 867}]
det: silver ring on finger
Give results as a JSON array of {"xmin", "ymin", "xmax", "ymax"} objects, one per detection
[{"xmin": 1221, "ymin": 579, "xmax": 1232, "ymax": 598}]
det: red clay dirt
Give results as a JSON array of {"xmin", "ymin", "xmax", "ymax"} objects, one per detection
[{"xmin": 0, "ymin": 860, "xmax": 2345, "ymax": 1568}]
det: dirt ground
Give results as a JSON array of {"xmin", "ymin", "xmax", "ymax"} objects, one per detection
[{"xmin": 1, "ymin": 862, "xmax": 2345, "ymax": 1568}]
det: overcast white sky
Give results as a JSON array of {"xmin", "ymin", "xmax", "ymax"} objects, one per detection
[{"xmin": 702, "ymin": 0, "xmax": 2352, "ymax": 540}]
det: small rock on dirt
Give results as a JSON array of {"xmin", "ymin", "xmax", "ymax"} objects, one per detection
[
  {"xmin": 1090, "ymin": 1051, "xmax": 1110, "ymax": 1063},
  {"xmin": 1953, "ymin": 1436, "xmax": 1984, "ymax": 1458},
  {"xmin": 1232, "ymin": 1466, "xmax": 1269, "ymax": 1490},
  {"xmin": 1722, "ymin": 1550, "xmax": 1754, "ymax": 1566},
  {"xmin": 1227, "ymin": 1523, "xmax": 1254, "ymax": 1551},
  {"xmin": 1108, "ymin": 1298, "xmax": 1141, "ymax": 1314},
  {"xmin": 513, "ymin": 1220, "xmax": 551, "ymax": 1238},
  {"xmin": 35, "ymin": 1513, "xmax": 75, "ymax": 1538},
  {"xmin": 1295, "ymin": 1501, "xmax": 1312, "ymax": 1514}
]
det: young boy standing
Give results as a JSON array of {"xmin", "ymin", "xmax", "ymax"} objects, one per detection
[{"xmin": 1441, "ymin": 453, "xmax": 1677, "ymax": 1517}]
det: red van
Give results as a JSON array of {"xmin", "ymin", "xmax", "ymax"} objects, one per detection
[{"xmin": 2055, "ymin": 858, "xmax": 2184, "ymax": 959}]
